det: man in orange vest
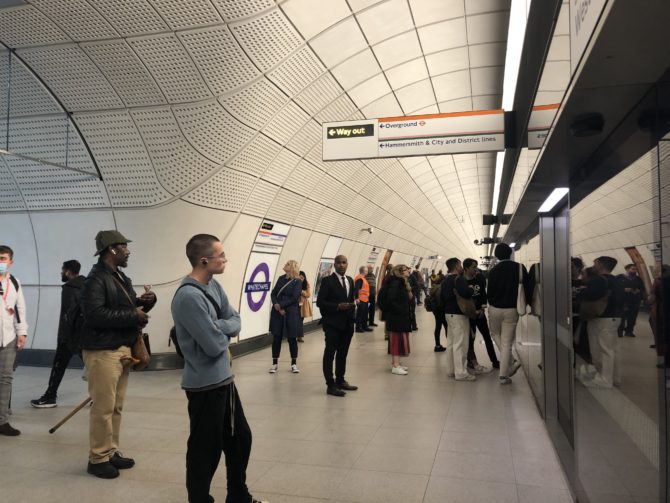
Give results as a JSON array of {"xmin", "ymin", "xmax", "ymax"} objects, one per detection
[{"xmin": 354, "ymin": 266, "xmax": 372, "ymax": 333}]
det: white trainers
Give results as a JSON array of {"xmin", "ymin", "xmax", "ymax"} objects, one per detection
[
  {"xmin": 499, "ymin": 376, "xmax": 512, "ymax": 385},
  {"xmin": 469, "ymin": 364, "xmax": 490, "ymax": 375},
  {"xmin": 391, "ymin": 366, "xmax": 408, "ymax": 375},
  {"xmin": 290, "ymin": 364, "xmax": 300, "ymax": 374},
  {"xmin": 268, "ymin": 364, "xmax": 278, "ymax": 374},
  {"xmin": 509, "ymin": 360, "xmax": 521, "ymax": 377},
  {"xmin": 455, "ymin": 373, "xmax": 476, "ymax": 381},
  {"xmin": 582, "ymin": 374, "xmax": 612, "ymax": 388}
]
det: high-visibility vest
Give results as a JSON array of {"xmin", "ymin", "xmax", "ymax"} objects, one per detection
[{"xmin": 354, "ymin": 274, "xmax": 370, "ymax": 302}]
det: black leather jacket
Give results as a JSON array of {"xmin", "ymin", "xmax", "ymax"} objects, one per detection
[{"xmin": 80, "ymin": 260, "xmax": 156, "ymax": 350}]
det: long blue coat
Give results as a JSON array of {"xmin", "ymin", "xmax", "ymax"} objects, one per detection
[{"xmin": 269, "ymin": 276, "xmax": 302, "ymax": 338}]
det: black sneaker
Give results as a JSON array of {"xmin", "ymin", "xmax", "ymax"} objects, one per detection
[
  {"xmin": 327, "ymin": 385, "xmax": 345, "ymax": 397},
  {"xmin": 30, "ymin": 395, "xmax": 57, "ymax": 408},
  {"xmin": 0, "ymin": 423, "xmax": 20, "ymax": 436},
  {"xmin": 434, "ymin": 345, "xmax": 446, "ymax": 352},
  {"xmin": 110, "ymin": 451, "xmax": 135, "ymax": 469},
  {"xmin": 87, "ymin": 461, "xmax": 119, "ymax": 479}
]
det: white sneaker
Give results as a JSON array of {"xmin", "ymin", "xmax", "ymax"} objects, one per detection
[
  {"xmin": 499, "ymin": 376, "xmax": 512, "ymax": 385},
  {"xmin": 455, "ymin": 373, "xmax": 476, "ymax": 381},
  {"xmin": 469, "ymin": 364, "xmax": 490, "ymax": 375},
  {"xmin": 391, "ymin": 366, "xmax": 408, "ymax": 375},
  {"xmin": 582, "ymin": 374, "xmax": 612, "ymax": 388},
  {"xmin": 268, "ymin": 364, "xmax": 278, "ymax": 374},
  {"xmin": 509, "ymin": 360, "xmax": 521, "ymax": 377},
  {"xmin": 290, "ymin": 364, "xmax": 300, "ymax": 374}
]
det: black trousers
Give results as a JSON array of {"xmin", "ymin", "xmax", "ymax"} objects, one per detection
[
  {"xmin": 432, "ymin": 310, "xmax": 448, "ymax": 346},
  {"xmin": 619, "ymin": 299, "xmax": 641, "ymax": 334},
  {"xmin": 272, "ymin": 336, "xmax": 298, "ymax": 359},
  {"xmin": 468, "ymin": 316, "xmax": 499, "ymax": 365},
  {"xmin": 356, "ymin": 302, "xmax": 369, "ymax": 329},
  {"xmin": 368, "ymin": 293, "xmax": 376, "ymax": 325},
  {"xmin": 45, "ymin": 340, "xmax": 75, "ymax": 398},
  {"xmin": 185, "ymin": 383, "xmax": 252, "ymax": 503},
  {"xmin": 322, "ymin": 326, "xmax": 354, "ymax": 385}
]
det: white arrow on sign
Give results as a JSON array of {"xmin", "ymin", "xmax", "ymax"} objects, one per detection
[{"xmin": 329, "ymin": 129, "xmax": 336, "ymax": 136}]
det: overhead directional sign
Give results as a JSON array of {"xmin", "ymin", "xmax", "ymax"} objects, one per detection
[
  {"xmin": 527, "ymin": 104, "xmax": 560, "ymax": 150},
  {"xmin": 322, "ymin": 109, "xmax": 505, "ymax": 161}
]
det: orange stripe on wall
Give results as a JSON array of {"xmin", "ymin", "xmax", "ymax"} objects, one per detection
[
  {"xmin": 378, "ymin": 109, "xmax": 504, "ymax": 123},
  {"xmin": 531, "ymin": 104, "xmax": 560, "ymax": 111}
]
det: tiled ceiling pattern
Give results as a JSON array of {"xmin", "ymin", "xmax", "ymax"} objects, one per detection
[{"xmin": 0, "ymin": 0, "xmax": 512, "ymax": 258}]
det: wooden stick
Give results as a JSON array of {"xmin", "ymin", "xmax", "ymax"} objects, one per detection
[{"xmin": 48, "ymin": 396, "xmax": 92, "ymax": 434}]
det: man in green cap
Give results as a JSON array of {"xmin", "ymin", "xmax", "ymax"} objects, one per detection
[{"xmin": 80, "ymin": 230, "xmax": 157, "ymax": 479}]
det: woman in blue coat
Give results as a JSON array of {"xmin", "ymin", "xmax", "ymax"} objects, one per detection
[{"xmin": 269, "ymin": 260, "xmax": 303, "ymax": 374}]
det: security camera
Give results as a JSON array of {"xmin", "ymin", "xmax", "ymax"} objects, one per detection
[
  {"xmin": 367, "ymin": 227, "xmax": 373, "ymax": 234},
  {"xmin": 474, "ymin": 239, "xmax": 480, "ymax": 245}
]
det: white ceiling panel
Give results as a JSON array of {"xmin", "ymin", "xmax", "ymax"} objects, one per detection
[
  {"xmin": 150, "ymin": 0, "xmax": 222, "ymax": 30},
  {"xmin": 83, "ymin": 39, "xmax": 166, "ymax": 108},
  {"xmin": 356, "ymin": 0, "xmax": 413, "ymax": 45},
  {"xmin": 385, "ymin": 58, "xmax": 429, "ymax": 89},
  {"xmin": 221, "ymin": 78, "xmax": 289, "ymax": 130},
  {"xmin": 348, "ymin": 73, "xmax": 391, "ymax": 109},
  {"xmin": 281, "ymin": 0, "xmax": 350, "ymax": 40},
  {"xmin": 183, "ymin": 166, "xmax": 256, "ymax": 211},
  {"xmin": 244, "ymin": 179, "xmax": 281, "ymax": 216},
  {"xmin": 0, "ymin": 5, "xmax": 69, "ymax": 47},
  {"xmin": 129, "ymin": 34, "xmax": 212, "ymax": 103},
  {"xmin": 294, "ymin": 74, "xmax": 343, "ymax": 115},
  {"xmin": 268, "ymin": 46, "xmax": 325, "ymax": 97},
  {"xmin": 396, "ymin": 79, "xmax": 435, "ymax": 114},
  {"xmin": 228, "ymin": 134, "xmax": 282, "ymax": 178},
  {"xmin": 471, "ymin": 66, "xmax": 504, "ymax": 96},
  {"xmin": 432, "ymin": 70, "xmax": 471, "ymax": 103},
  {"xmin": 211, "ymin": 0, "xmax": 276, "ymax": 22},
  {"xmin": 92, "ymin": 0, "xmax": 169, "ymax": 37},
  {"xmin": 417, "ymin": 17, "xmax": 467, "ymax": 54},
  {"xmin": 373, "ymin": 31, "xmax": 422, "ymax": 69},
  {"xmin": 30, "ymin": 0, "xmax": 118, "ymax": 41},
  {"xmin": 466, "ymin": 0, "xmax": 512, "ymax": 15},
  {"xmin": 361, "ymin": 93, "xmax": 403, "ymax": 119},
  {"xmin": 231, "ymin": 8, "xmax": 303, "ymax": 71},
  {"xmin": 469, "ymin": 42, "xmax": 507, "ymax": 68},
  {"xmin": 466, "ymin": 11, "xmax": 509, "ymax": 45},
  {"xmin": 179, "ymin": 25, "xmax": 261, "ymax": 95},
  {"xmin": 425, "ymin": 46, "xmax": 469, "ymax": 76},
  {"xmin": 331, "ymin": 48, "xmax": 381, "ymax": 90},
  {"xmin": 18, "ymin": 45, "xmax": 124, "ymax": 111},
  {"xmin": 7, "ymin": 62, "xmax": 61, "ymax": 116},
  {"xmin": 310, "ymin": 16, "xmax": 368, "ymax": 67},
  {"xmin": 409, "ymin": 0, "xmax": 464, "ymax": 26}
]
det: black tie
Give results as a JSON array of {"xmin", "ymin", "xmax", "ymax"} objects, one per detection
[{"xmin": 341, "ymin": 276, "xmax": 346, "ymax": 293}]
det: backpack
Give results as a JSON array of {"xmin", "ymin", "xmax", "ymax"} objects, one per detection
[
  {"xmin": 376, "ymin": 284, "xmax": 389, "ymax": 313},
  {"xmin": 170, "ymin": 283, "xmax": 222, "ymax": 358},
  {"xmin": 428, "ymin": 283, "xmax": 444, "ymax": 311},
  {"xmin": 424, "ymin": 294, "xmax": 433, "ymax": 312},
  {"xmin": 63, "ymin": 302, "xmax": 86, "ymax": 354},
  {"xmin": 4, "ymin": 275, "xmax": 21, "ymax": 323}
]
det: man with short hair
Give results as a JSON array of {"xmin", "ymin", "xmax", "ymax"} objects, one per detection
[
  {"xmin": 31, "ymin": 260, "xmax": 85, "ymax": 408},
  {"xmin": 440, "ymin": 258, "xmax": 476, "ymax": 381},
  {"xmin": 171, "ymin": 234, "xmax": 267, "ymax": 503},
  {"xmin": 317, "ymin": 255, "xmax": 358, "ymax": 397},
  {"xmin": 617, "ymin": 263, "xmax": 645, "ymax": 337},
  {"xmin": 0, "ymin": 245, "xmax": 27, "ymax": 436},
  {"xmin": 354, "ymin": 266, "xmax": 372, "ymax": 333},
  {"xmin": 81, "ymin": 230, "xmax": 156, "ymax": 479},
  {"xmin": 487, "ymin": 243, "xmax": 531, "ymax": 385},
  {"xmin": 365, "ymin": 265, "xmax": 378, "ymax": 327},
  {"xmin": 582, "ymin": 256, "xmax": 624, "ymax": 387}
]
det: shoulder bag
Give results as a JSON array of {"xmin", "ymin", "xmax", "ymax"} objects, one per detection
[
  {"xmin": 517, "ymin": 264, "xmax": 528, "ymax": 316},
  {"xmin": 454, "ymin": 289, "xmax": 478, "ymax": 318},
  {"xmin": 112, "ymin": 276, "xmax": 150, "ymax": 370}
]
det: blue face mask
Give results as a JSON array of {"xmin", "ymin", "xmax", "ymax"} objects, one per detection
[{"xmin": 0, "ymin": 263, "xmax": 7, "ymax": 275}]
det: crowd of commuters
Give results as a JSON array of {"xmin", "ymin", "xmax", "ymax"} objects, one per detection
[{"xmin": 1, "ymin": 231, "xmax": 660, "ymax": 501}]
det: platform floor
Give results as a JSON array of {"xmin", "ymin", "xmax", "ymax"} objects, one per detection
[{"xmin": 0, "ymin": 309, "xmax": 570, "ymax": 503}]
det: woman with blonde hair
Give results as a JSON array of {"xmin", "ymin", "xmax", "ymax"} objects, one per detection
[
  {"xmin": 384, "ymin": 264, "xmax": 413, "ymax": 374},
  {"xmin": 269, "ymin": 260, "xmax": 302, "ymax": 373}
]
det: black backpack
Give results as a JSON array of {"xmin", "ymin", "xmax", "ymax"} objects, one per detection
[
  {"xmin": 169, "ymin": 283, "xmax": 222, "ymax": 358},
  {"xmin": 63, "ymin": 302, "xmax": 86, "ymax": 354},
  {"xmin": 3, "ymin": 275, "xmax": 21, "ymax": 323}
]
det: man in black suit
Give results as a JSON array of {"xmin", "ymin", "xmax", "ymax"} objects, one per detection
[{"xmin": 317, "ymin": 255, "xmax": 358, "ymax": 397}]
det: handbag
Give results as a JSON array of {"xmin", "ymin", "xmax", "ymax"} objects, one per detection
[
  {"xmin": 112, "ymin": 276, "xmax": 151, "ymax": 370},
  {"xmin": 455, "ymin": 289, "xmax": 478, "ymax": 318},
  {"xmin": 517, "ymin": 264, "xmax": 528, "ymax": 316}
]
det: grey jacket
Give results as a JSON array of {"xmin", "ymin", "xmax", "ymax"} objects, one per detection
[{"xmin": 171, "ymin": 277, "xmax": 241, "ymax": 391}]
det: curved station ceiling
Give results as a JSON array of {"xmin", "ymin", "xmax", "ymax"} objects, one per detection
[{"xmin": 0, "ymin": 0, "xmax": 512, "ymax": 260}]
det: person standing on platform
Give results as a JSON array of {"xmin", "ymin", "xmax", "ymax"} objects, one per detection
[
  {"xmin": 463, "ymin": 258, "xmax": 498, "ymax": 371},
  {"xmin": 385, "ymin": 265, "xmax": 413, "ymax": 375},
  {"xmin": 428, "ymin": 275, "xmax": 447, "ymax": 352},
  {"xmin": 171, "ymin": 234, "xmax": 268, "ymax": 503},
  {"xmin": 487, "ymin": 243, "xmax": 531, "ymax": 385},
  {"xmin": 298, "ymin": 270, "xmax": 312, "ymax": 343},
  {"xmin": 365, "ymin": 265, "xmax": 378, "ymax": 327},
  {"xmin": 268, "ymin": 260, "xmax": 302, "ymax": 374},
  {"xmin": 617, "ymin": 264, "xmax": 645, "ymax": 337},
  {"xmin": 354, "ymin": 266, "xmax": 372, "ymax": 333},
  {"xmin": 31, "ymin": 260, "xmax": 85, "ymax": 408},
  {"xmin": 80, "ymin": 230, "xmax": 156, "ymax": 478},
  {"xmin": 316, "ymin": 255, "xmax": 358, "ymax": 397},
  {"xmin": 0, "ymin": 245, "xmax": 27, "ymax": 436},
  {"xmin": 441, "ymin": 258, "xmax": 476, "ymax": 381}
]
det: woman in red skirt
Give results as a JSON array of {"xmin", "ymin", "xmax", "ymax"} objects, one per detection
[{"xmin": 384, "ymin": 264, "xmax": 413, "ymax": 375}]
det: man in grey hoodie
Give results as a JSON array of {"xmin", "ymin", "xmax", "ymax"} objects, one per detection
[{"xmin": 171, "ymin": 234, "xmax": 267, "ymax": 503}]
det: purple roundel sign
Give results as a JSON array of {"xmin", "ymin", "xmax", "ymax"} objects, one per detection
[{"xmin": 245, "ymin": 262, "xmax": 271, "ymax": 312}]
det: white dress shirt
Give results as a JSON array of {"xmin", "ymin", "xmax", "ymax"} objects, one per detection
[{"xmin": 333, "ymin": 272, "xmax": 350, "ymax": 297}]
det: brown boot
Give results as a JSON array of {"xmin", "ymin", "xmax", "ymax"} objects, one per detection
[{"xmin": 0, "ymin": 423, "xmax": 20, "ymax": 436}]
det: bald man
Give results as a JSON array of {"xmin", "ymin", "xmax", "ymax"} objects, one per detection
[{"xmin": 316, "ymin": 255, "xmax": 358, "ymax": 397}]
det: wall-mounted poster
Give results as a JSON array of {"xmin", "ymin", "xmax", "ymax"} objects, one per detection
[
  {"xmin": 367, "ymin": 247, "xmax": 381, "ymax": 264},
  {"xmin": 313, "ymin": 259, "xmax": 334, "ymax": 301}
]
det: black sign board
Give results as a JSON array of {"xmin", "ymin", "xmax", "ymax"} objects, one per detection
[{"xmin": 326, "ymin": 123, "xmax": 374, "ymax": 139}]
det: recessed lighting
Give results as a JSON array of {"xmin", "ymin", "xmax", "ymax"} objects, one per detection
[{"xmin": 538, "ymin": 188, "xmax": 569, "ymax": 213}]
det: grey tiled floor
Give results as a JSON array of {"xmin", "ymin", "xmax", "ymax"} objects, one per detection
[{"xmin": 0, "ymin": 309, "xmax": 570, "ymax": 502}]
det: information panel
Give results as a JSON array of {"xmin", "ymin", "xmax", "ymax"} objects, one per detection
[
  {"xmin": 323, "ymin": 109, "xmax": 505, "ymax": 161},
  {"xmin": 527, "ymin": 104, "xmax": 560, "ymax": 150}
]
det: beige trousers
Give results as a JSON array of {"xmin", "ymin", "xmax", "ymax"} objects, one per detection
[{"xmin": 83, "ymin": 346, "xmax": 131, "ymax": 464}]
